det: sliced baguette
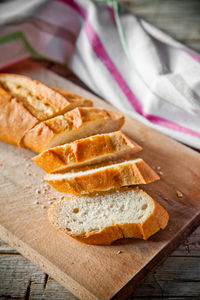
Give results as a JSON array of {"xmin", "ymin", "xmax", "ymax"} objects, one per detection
[
  {"xmin": 23, "ymin": 107, "xmax": 125, "ymax": 153},
  {"xmin": 45, "ymin": 158, "xmax": 159, "ymax": 194},
  {"xmin": 32, "ymin": 131, "xmax": 142, "ymax": 173},
  {"xmin": 0, "ymin": 74, "xmax": 93, "ymax": 147},
  {"xmin": 48, "ymin": 187, "xmax": 169, "ymax": 244},
  {"xmin": 0, "ymin": 74, "xmax": 93, "ymax": 122}
]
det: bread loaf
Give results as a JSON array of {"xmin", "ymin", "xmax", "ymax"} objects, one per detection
[
  {"xmin": 32, "ymin": 131, "xmax": 142, "ymax": 173},
  {"xmin": 0, "ymin": 74, "xmax": 93, "ymax": 147},
  {"xmin": 0, "ymin": 74, "xmax": 93, "ymax": 121},
  {"xmin": 45, "ymin": 158, "xmax": 159, "ymax": 194},
  {"xmin": 48, "ymin": 187, "xmax": 169, "ymax": 244},
  {"xmin": 23, "ymin": 107, "xmax": 125, "ymax": 153}
]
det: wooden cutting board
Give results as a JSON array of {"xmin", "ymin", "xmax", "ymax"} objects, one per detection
[{"xmin": 1, "ymin": 60, "xmax": 200, "ymax": 300}]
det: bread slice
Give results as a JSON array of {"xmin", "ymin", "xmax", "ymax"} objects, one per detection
[
  {"xmin": 32, "ymin": 131, "xmax": 142, "ymax": 173},
  {"xmin": 23, "ymin": 107, "xmax": 125, "ymax": 153},
  {"xmin": 0, "ymin": 74, "xmax": 93, "ymax": 122},
  {"xmin": 48, "ymin": 187, "xmax": 169, "ymax": 244},
  {"xmin": 45, "ymin": 158, "xmax": 159, "ymax": 194}
]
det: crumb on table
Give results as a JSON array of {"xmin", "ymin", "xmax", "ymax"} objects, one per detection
[{"xmin": 176, "ymin": 190, "xmax": 183, "ymax": 198}]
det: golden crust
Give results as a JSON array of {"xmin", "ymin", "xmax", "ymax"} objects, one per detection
[
  {"xmin": 69, "ymin": 226, "xmax": 123, "ymax": 245},
  {"xmin": 65, "ymin": 107, "xmax": 119, "ymax": 129},
  {"xmin": 0, "ymin": 87, "xmax": 38, "ymax": 147},
  {"xmin": 23, "ymin": 122, "xmax": 55, "ymax": 153},
  {"xmin": 48, "ymin": 188, "xmax": 169, "ymax": 245},
  {"xmin": 23, "ymin": 107, "xmax": 125, "ymax": 153},
  {"xmin": 32, "ymin": 131, "xmax": 142, "ymax": 173},
  {"xmin": 45, "ymin": 159, "xmax": 160, "ymax": 194},
  {"xmin": 140, "ymin": 199, "xmax": 169, "ymax": 240}
]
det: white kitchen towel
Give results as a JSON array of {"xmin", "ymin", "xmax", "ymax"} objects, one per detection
[{"xmin": 0, "ymin": 0, "xmax": 200, "ymax": 148}]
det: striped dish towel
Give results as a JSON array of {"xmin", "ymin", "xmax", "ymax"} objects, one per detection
[{"xmin": 0, "ymin": 0, "xmax": 200, "ymax": 148}]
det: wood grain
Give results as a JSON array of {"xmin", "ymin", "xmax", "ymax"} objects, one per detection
[{"xmin": 0, "ymin": 60, "xmax": 200, "ymax": 300}]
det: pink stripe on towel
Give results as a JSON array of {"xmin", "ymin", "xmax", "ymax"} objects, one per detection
[{"xmin": 186, "ymin": 50, "xmax": 200, "ymax": 64}]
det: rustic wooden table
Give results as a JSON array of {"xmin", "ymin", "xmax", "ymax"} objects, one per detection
[{"xmin": 0, "ymin": 0, "xmax": 200, "ymax": 299}]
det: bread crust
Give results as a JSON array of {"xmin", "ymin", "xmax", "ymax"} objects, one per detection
[
  {"xmin": 23, "ymin": 107, "xmax": 125, "ymax": 153},
  {"xmin": 48, "ymin": 188, "xmax": 169, "ymax": 245},
  {"xmin": 23, "ymin": 121, "xmax": 55, "ymax": 153},
  {"xmin": 0, "ymin": 87, "xmax": 38, "ymax": 147},
  {"xmin": 45, "ymin": 159, "xmax": 160, "ymax": 194},
  {"xmin": 32, "ymin": 131, "xmax": 142, "ymax": 173}
]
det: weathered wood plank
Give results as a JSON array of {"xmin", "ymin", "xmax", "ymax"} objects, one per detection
[
  {"xmin": 132, "ymin": 256, "xmax": 200, "ymax": 297},
  {"xmin": 43, "ymin": 277, "xmax": 78, "ymax": 300},
  {"xmin": 118, "ymin": 0, "xmax": 200, "ymax": 51},
  {"xmin": 0, "ymin": 240, "xmax": 18, "ymax": 254},
  {"xmin": 172, "ymin": 226, "xmax": 200, "ymax": 257},
  {"xmin": 0, "ymin": 256, "xmax": 45, "ymax": 299},
  {"xmin": 1, "ymin": 254, "xmax": 200, "ymax": 299},
  {"xmin": 0, "ymin": 255, "xmax": 77, "ymax": 300},
  {"xmin": 131, "ymin": 298, "xmax": 200, "ymax": 300},
  {"xmin": 119, "ymin": 0, "xmax": 200, "ymax": 17}
]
